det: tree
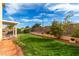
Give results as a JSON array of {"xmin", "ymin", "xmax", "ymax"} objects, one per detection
[
  {"xmin": 43, "ymin": 26, "xmax": 51, "ymax": 34},
  {"xmin": 17, "ymin": 28, "xmax": 22, "ymax": 34},
  {"xmin": 6, "ymin": 25, "xmax": 14, "ymax": 35},
  {"xmin": 70, "ymin": 23, "xmax": 79, "ymax": 38},
  {"xmin": 7, "ymin": 25, "xmax": 14, "ymax": 30},
  {"xmin": 71, "ymin": 29, "xmax": 79, "ymax": 38},
  {"xmin": 63, "ymin": 11, "xmax": 74, "ymax": 36},
  {"xmin": 50, "ymin": 20, "xmax": 64, "ymax": 38},
  {"xmin": 23, "ymin": 26, "xmax": 30, "ymax": 33},
  {"xmin": 62, "ymin": 22, "xmax": 73, "ymax": 36},
  {"xmin": 25, "ymin": 26, "xmax": 29, "ymax": 28},
  {"xmin": 31, "ymin": 23, "xmax": 41, "ymax": 32},
  {"xmin": 32, "ymin": 23, "xmax": 41, "ymax": 28},
  {"xmin": 64, "ymin": 11, "xmax": 74, "ymax": 23}
]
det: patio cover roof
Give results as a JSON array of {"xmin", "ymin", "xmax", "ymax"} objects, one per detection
[{"xmin": 2, "ymin": 20, "xmax": 18, "ymax": 25}]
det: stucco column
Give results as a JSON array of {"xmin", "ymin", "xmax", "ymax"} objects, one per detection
[
  {"xmin": 13, "ymin": 26, "xmax": 15, "ymax": 36},
  {"xmin": 0, "ymin": 4, "xmax": 2, "ymax": 40},
  {"xmin": 14, "ymin": 26, "xmax": 17, "ymax": 38},
  {"xmin": 13, "ymin": 26, "xmax": 17, "ymax": 37}
]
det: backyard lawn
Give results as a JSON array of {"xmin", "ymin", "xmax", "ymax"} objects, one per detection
[{"xmin": 16, "ymin": 34, "xmax": 79, "ymax": 56}]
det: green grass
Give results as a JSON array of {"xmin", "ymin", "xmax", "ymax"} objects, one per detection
[{"xmin": 16, "ymin": 34, "xmax": 79, "ymax": 56}]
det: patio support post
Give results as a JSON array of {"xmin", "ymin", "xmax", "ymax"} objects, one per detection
[
  {"xmin": 0, "ymin": 4, "xmax": 2, "ymax": 40},
  {"xmin": 13, "ymin": 26, "xmax": 17, "ymax": 38},
  {"xmin": 13, "ymin": 26, "xmax": 15, "ymax": 36},
  {"xmin": 15, "ymin": 27, "xmax": 17, "ymax": 38}
]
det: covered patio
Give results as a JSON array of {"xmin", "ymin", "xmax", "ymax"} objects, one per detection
[
  {"xmin": 0, "ymin": 19, "xmax": 23, "ymax": 56},
  {"xmin": 2, "ymin": 20, "xmax": 18, "ymax": 40},
  {"xmin": 0, "ymin": 3, "xmax": 23, "ymax": 56}
]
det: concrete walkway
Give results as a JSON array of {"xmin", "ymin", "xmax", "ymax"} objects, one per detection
[{"xmin": 0, "ymin": 40, "xmax": 23, "ymax": 56}]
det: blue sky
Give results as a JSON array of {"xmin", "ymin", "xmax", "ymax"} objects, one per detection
[{"xmin": 3, "ymin": 3, "xmax": 79, "ymax": 28}]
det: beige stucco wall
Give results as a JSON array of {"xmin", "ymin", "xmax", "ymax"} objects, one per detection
[{"xmin": 0, "ymin": 4, "xmax": 2, "ymax": 40}]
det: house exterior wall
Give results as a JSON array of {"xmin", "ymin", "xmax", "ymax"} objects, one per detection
[{"xmin": 0, "ymin": 4, "xmax": 2, "ymax": 40}]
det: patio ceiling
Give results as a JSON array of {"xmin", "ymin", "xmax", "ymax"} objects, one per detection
[{"xmin": 2, "ymin": 20, "xmax": 18, "ymax": 25}]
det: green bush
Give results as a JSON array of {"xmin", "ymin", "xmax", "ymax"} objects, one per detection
[
  {"xmin": 71, "ymin": 29, "xmax": 79, "ymax": 38},
  {"xmin": 23, "ymin": 28, "xmax": 30, "ymax": 33},
  {"xmin": 50, "ymin": 20, "xmax": 64, "ymax": 38},
  {"xmin": 17, "ymin": 28, "xmax": 22, "ymax": 34}
]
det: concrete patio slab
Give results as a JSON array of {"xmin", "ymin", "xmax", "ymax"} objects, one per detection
[{"xmin": 0, "ymin": 40, "xmax": 23, "ymax": 56}]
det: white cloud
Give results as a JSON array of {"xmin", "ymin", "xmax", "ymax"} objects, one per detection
[
  {"xmin": 5, "ymin": 3, "xmax": 44, "ymax": 15},
  {"xmin": 5, "ymin": 3, "xmax": 21, "ymax": 15},
  {"xmin": 8, "ymin": 16, "xmax": 14, "ymax": 21},
  {"xmin": 47, "ymin": 14, "xmax": 55, "ymax": 17},
  {"xmin": 47, "ymin": 4, "xmax": 79, "ymax": 12},
  {"xmin": 22, "ymin": 19, "xmax": 32, "ymax": 22},
  {"xmin": 45, "ymin": 3, "xmax": 51, "ymax": 7},
  {"xmin": 39, "ymin": 13, "xmax": 54, "ymax": 16},
  {"xmin": 21, "ymin": 18, "xmax": 42, "ymax": 22},
  {"xmin": 74, "ymin": 14, "xmax": 79, "ymax": 16},
  {"xmin": 33, "ymin": 13, "xmax": 55, "ymax": 19},
  {"xmin": 33, "ymin": 19, "xmax": 42, "ymax": 22},
  {"xmin": 21, "ymin": 18, "xmax": 51, "ymax": 23},
  {"xmin": 72, "ymin": 19, "xmax": 79, "ymax": 23}
]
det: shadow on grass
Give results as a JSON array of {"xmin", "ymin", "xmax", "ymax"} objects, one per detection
[
  {"xmin": 28, "ymin": 37, "xmax": 79, "ymax": 56},
  {"xmin": 27, "ymin": 37, "xmax": 54, "ymax": 42},
  {"xmin": 16, "ymin": 34, "xmax": 79, "ymax": 56},
  {"xmin": 44, "ymin": 41, "xmax": 79, "ymax": 56}
]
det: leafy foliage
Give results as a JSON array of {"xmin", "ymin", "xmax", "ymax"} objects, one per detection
[
  {"xmin": 23, "ymin": 26, "xmax": 31, "ymax": 33},
  {"xmin": 71, "ymin": 29, "xmax": 79, "ymax": 38},
  {"xmin": 43, "ymin": 26, "xmax": 51, "ymax": 34},
  {"xmin": 63, "ymin": 11, "xmax": 74, "ymax": 36},
  {"xmin": 32, "ymin": 23, "xmax": 41, "ymax": 28},
  {"xmin": 64, "ymin": 11, "xmax": 74, "ymax": 22},
  {"xmin": 50, "ymin": 20, "xmax": 64, "ymax": 38},
  {"xmin": 7, "ymin": 25, "xmax": 14, "ymax": 29},
  {"xmin": 17, "ymin": 28, "xmax": 22, "ymax": 34},
  {"xmin": 31, "ymin": 23, "xmax": 42, "ymax": 32},
  {"xmin": 62, "ymin": 22, "xmax": 74, "ymax": 36}
]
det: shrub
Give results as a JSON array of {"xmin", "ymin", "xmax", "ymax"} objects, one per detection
[
  {"xmin": 31, "ymin": 23, "xmax": 41, "ymax": 32},
  {"xmin": 17, "ymin": 28, "xmax": 22, "ymax": 34},
  {"xmin": 23, "ymin": 28, "xmax": 30, "ymax": 33},
  {"xmin": 50, "ymin": 20, "xmax": 64, "ymax": 38},
  {"xmin": 71, "ymin": 29, "xmax": 79, "ymax": 38}
]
